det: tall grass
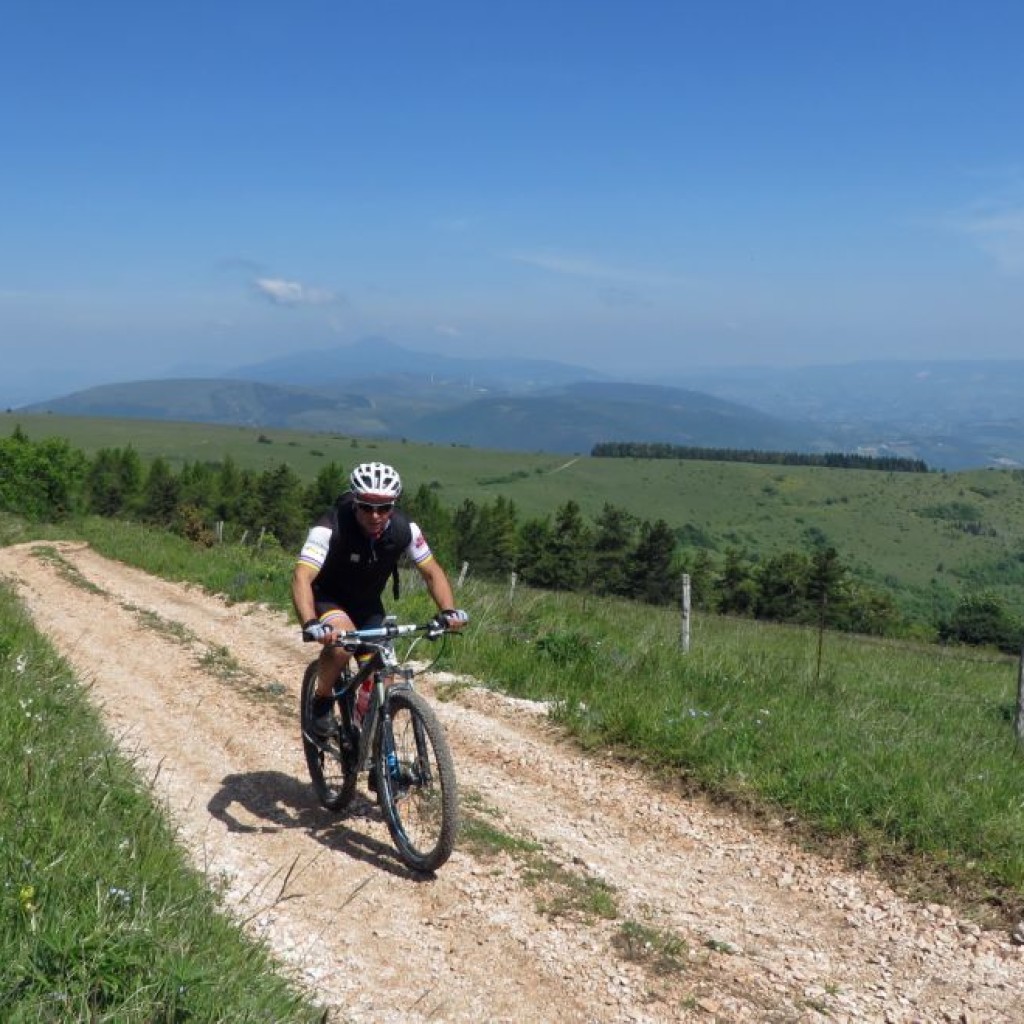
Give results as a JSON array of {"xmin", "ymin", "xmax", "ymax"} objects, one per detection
[
  {"xmin": 0, "ymin": 580, "xmax": 321, "ymax": 1022},
  {"xmin": 14, "ymin": 514, "xmax": 1024, "ymax": 923},
  {"xmin": 457, "ymin": 584, "xmax": 1024, "ymax": 905}
]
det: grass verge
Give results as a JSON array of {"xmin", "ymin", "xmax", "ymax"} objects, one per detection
[{"xmin": 0, "ymin": 580, "xmax": 322, "ymax": 1023}]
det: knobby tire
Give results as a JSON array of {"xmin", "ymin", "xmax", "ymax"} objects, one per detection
[{"xmin": 376, "ymin": 689, "xmax": 459, "ymax": 873}]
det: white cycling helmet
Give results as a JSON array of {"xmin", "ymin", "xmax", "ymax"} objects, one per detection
[{"xmin": 349, "ymin": 461, "xmax": 402, "ymax": 504}]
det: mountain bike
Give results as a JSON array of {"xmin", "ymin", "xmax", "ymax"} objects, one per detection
[{"xmin": 300, "ymin": 617, "xmax": 459, "ymax": 872}]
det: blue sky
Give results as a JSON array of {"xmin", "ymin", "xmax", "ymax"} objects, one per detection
[{"xmin": 2, "ymin": 1, "xmax": 1023, "ymax": 405}]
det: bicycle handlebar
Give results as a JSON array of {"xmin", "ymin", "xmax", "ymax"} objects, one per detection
[{"xmin": 302, "ymin": 619, "xmax": 454, "ymax": 644}]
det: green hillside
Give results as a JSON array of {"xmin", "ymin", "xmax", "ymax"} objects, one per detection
[
  {"xmin": 412, "ymin": 382, "xmax": 809, "ymax": 453},
  {"xmin": 7, "ymin": 412, "xmax": 1024, "ymax": 614},
  {"xmin": 17, "ymin": 375, "xmax": 818, "ymax": 455}
]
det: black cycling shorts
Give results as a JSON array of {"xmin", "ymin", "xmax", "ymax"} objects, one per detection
[{"xmin": 313, "ymin": 598, "xmax": 386, "ymax": 630}]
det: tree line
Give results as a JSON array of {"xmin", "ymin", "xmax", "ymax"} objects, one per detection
[
  {"xmin": 592, "ymin": 442, "xmax": 929, "ymax": 473},
  {"xmin": 3, "ymin": 426, "xmax": 1017, "ymax": 649}
]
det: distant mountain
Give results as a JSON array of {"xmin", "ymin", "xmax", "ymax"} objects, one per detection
[
  {"xmin": 17, "ymin": 348, "xmax": 1024, "ymax": 469},
  {"xmin": 410, "ymin": 382, "xmax": 813, "ymax": 453},
  {"xmin": 228, "ymin": 337, "xmax": 610, "ymax": 393},
  {"xmin": 19, "ymin": 379, "xmax": 392, "ymax": 435},
  {"xmin": 19, "ymin": 376, "xmax": 817, "ymax": 456},
  {"xmin": 669, "ymin": 360, "xmax": 1024, "ymax": 470}
]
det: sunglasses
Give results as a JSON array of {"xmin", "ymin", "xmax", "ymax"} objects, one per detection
[{"xmin": 355, "ymin": 501, "xmax": 395, "ymax": 514}]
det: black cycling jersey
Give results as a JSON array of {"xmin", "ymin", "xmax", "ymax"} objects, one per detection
[{"xmin": 297, "ymin": 494, "xmax": 434, "ymax": 617}]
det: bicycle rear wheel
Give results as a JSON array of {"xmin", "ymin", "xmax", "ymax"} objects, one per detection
[
  {"xmin": 300, "ymin": 660, "xmax": 357, "ymax": 811},
  {"xmin": 376, "ymin": 689, "xmax": 459, "ymax": 872}
]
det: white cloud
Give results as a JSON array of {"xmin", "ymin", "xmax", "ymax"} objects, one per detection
[
  {"xmin": 505, "ymin": 249, "xmax": 683, "ymax": 290},
  {"xmin": 254, "ymin": 277, "xmax": 337, "ymax": 306},
  {"xmin": 944, "ymin": 173, "xmax": 1024, "ymax": 276},
  {"xmin": 958, "ymin": 205, "xmax": 1024, "ymax": 275},
  {"xmin": 433, "ymin": 324, "xmax": 462, "ymax": 338}
]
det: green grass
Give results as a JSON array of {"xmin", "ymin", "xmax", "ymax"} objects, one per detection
[
  {"xmin": 0, "ymin": 583, "xmax": 321, "ymax": 1023},
  {"xmin": 459, "ymin": 585, "xmax": 1024, "ymax": 910},
  {"xmin": 4, "ymin": 500, "xmax": 1024, "ymax": 971},
  {"xmin": 11, "ymin": 411, "xmax": 1024, "ymax": 617},
  {"xmin": 613, "ymin": 921, "xmax": 689, "ymax": 975},
  {"xmin": 53, "ymin": 514, "xmax": 1024, "ymax": 925},
  {"xmin": 458, "ymin": 792, "xmax": 618, "ymax": 922}
]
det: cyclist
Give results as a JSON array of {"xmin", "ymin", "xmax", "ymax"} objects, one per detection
[{"xmin": 292, "ymin": 460, "xmax": 468, "ymax": 735}]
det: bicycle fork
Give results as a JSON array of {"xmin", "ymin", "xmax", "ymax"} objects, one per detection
[{"xmin": 360, "ymin": 673, "xmax": 429, "ymax": 791}]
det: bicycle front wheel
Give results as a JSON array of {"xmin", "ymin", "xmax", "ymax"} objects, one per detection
[
  {"xmin": 376, "ymin": 689, "xmax": 459, "ymax": 872},
  {"xmin": 300, "ymin": 660, "xmax": 357, "ymax": 812}
]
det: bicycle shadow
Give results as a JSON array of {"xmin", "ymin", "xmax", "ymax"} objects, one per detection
[{"xmin": 206, "ymin": 770, "xmax": 431, "ymax": 880}]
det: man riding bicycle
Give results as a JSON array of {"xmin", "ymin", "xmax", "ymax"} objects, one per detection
[{"xmin": 291, "ymin": 461, "xmax": 468, "ymax": 736}]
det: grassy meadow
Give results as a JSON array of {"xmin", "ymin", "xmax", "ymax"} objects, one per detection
[
  {"xmin": 9, "ymin": 411, "xmax": 1024, "ymax": 619},
  {"xmin": 0, "ymin": 574, "xmax": 321, "ymax": 1022}
]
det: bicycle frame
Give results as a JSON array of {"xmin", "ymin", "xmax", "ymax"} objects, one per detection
[
  {"xmin": 300, "ymin": 615, "xmax": 460, "ymax": 871},
  {"xmin": 340, "ymin": 651, "xmax": 412, "ymax": 777},
  {"xmin": 328, "ymin": 618, "xmax": 440, "ymax": 771}
]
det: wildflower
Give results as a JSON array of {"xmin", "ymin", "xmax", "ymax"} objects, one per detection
[
  {"xmin": 19, "ymin": 885, "xmax": 36, "ymax": 912},
  {"xmin": 108, "ymin": 886, "xmax": 132, "ymax": 906},
  {"xmin": 19, "ymin": 885, "xmax": 39, "ymax": 932}
]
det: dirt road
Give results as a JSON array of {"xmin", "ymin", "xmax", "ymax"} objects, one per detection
[{"xmin": 2, "ymin": 541, "xmax": 1022, "ymax": 1023}]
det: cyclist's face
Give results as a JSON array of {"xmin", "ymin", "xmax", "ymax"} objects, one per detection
[{"xmin": 355, "ymin": 501, "xmax": 393, "ymax": 537}]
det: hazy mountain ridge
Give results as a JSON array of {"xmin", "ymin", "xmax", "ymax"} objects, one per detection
[
  {"xmin": 21, "ymin": 379, "xmax": 389, "ymax": 435},
  {"xmin": 672, "ymin": 359, "xmax": 1024, "ymax": 428},
  {"xmin": 15, "ymin": 343, "xmax": 1024, "ymax": 468},
  {"xmin": 21, "ymin": 374, "xmax": 814, "ymax": 456},
  {"xmin": 228, "ymin": 337, "xmax": 611, "ymax": 393},
  {"xmin": 410, "ymin": 385, "xmax": 811, "ymax": 453},
  {"xmin": 669, "ymin": 360, "xmax": 1024, "ymax": 470}
]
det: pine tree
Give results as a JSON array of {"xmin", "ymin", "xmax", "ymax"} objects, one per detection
[
  {"xmin": 718, "ymin": 547, "xmax": 757, "ymax": 615},
  {"xmin": 485, "ymin": 497, "xmax": 521, "ymax": 576},
  {"xmin": 140, "ymin": 457, "xmax": 181, "ymax": 527},
  {"xmin": 256, "ymin": 463, "xmax": 307, "ymax": 548},
  {"xmin": 546, "ymin": 500, "xmax": 590, "ymax": 591},
  {"xmin": 86, "ymin": 446, "xmax": 142, "ymax": 518},
  {"xmin": 403, "ymin": 484, "xmax": 456, "ymax": 567},
  {"xmin": 452, "ymin": 499, "xmax": 481, "ymax": 570},
  {"xmin": 591, "ymin": 503, "xmax": 636, "ymax": 596},
  {"xmin": 177, "ymin": 460, "xmax": 218, "ymax": 514},
  {"xmin": 807, "ymin": 545, "xmax": 847, "ymax": 626},
  {"xmin": 517, "ymin": 517, "xmax": 557, "ymax": 588},
  {"xmin": 754, "ymin": 551, "xmax": 812, "ymax": 623},
  {"xmin": 304, "ymin": 461, "xmax": 349, "ymax": 517},
  {"xmin": 624, "ymin": 519, "xmax": 677, "ymax": 605}
]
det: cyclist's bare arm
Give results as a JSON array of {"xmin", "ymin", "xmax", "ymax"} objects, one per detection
[
  {"xmin": 416, "ymin": 558, "xmax": 465, "ymax": 629},
  {"xmin": 291, "ymin": 562, "xmax": 319, "ymax": 623}
]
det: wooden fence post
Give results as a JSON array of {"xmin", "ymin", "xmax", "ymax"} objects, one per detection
[
  {"xmin": 457, "ymin": 561, "xmax": 469, "ymax": 588},
  {"xmin": 680, "ymin": 573, "xmax": 691, "ymax": 653},
  {"xmin": 1015, "ymin": 648, "xmax": 1024, "ymax": 747},
  {"xmin": 509, "ymin": 571, "xmax": 517, "ymax": 602}
]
